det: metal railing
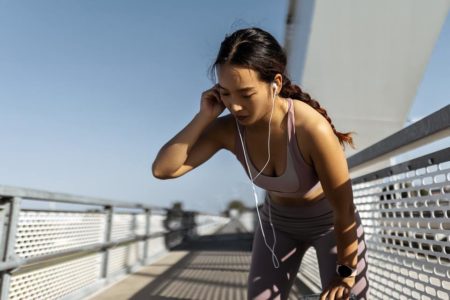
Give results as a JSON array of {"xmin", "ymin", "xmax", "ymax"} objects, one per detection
[
  {"xmin": 295, "ymin": 104, "xmax": 450, "ymax": 299},
  {"xmin": 0, "ymin": 186, "xmax": 229, "ymax": 300}
]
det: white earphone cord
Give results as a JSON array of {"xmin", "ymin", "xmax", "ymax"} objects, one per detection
[{"xmin": 235, "ymin": 84, "xmax": 280, "ymax": 269}]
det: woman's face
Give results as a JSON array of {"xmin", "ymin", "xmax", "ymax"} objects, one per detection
[{"xmin": 217, "ymin": 64, "xmax": 271, "ymax": 124}]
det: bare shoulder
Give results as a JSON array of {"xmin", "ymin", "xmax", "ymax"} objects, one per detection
[
  {"xmin": 291, "ymin": 99, "xmax": 334, "ymax": 165},
  {"xmin": 211, "ymin": 113, "xmax": 237, "ymax": 154}
]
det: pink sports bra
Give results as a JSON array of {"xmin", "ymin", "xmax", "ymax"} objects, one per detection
[{"xmin": 234, "ymin": 97, "xmax": 322, "ymax": 198}]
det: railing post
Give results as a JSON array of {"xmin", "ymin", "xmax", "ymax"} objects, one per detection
[
  {"xmin": 0, "ymin": 196, "xmax": 21, "ymax": 300},
  {"xmin": 143, "ymin": 208, "xmax": 151, "ymax": 265},
  {"xmin": 101, "ymin": 205, "xmax": 114, "ymax": 281}
]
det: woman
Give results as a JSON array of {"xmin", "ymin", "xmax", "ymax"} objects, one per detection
[{"xmin": 152, "ymin": 27, "xmax": 369, "ymax": 300}]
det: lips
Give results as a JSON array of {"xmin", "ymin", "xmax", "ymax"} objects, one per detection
[{"xmin": 236, "ymin": 115, "xmax": 248, "ymax": 120}]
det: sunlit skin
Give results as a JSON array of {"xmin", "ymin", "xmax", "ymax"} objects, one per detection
[
  {"xmin": 216, "ymin": 63, "xmax": 327, "ymax": 206},
  {"xmin": 153, "ymin": 63, "xmax": 359, "ymax": 300}
]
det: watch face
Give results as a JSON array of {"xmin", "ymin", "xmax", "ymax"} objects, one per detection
[{"xmin": 338, "ymin": 265, "xmax": 352, "ymax": 277}]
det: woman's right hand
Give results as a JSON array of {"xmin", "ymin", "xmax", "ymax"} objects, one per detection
[{"xmin": 199, "ymin": 83, "xmax": 226, "ymax": 120}]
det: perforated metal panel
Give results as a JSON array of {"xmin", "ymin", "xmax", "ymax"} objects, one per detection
[
  {"xmin": 2, "ymin": 206, "xmax": 176, "ymax": 299},
  {"xmin": 15, "ymin": 211, "xmax": 105, "ymax": 258},
  {"xmin": 107, "ymin": 241, "xmax": 145, "ymax": 276},
  {"xmin": 135, "ymin": 213, "xmax": 147, "ymax": 236},
  {"xmin": 353, "ymin": 159, "xmax": 450, "ymax": 299},
  {"xmin": 149, "ymin": 213, "xmax": 168, "ymax": 234},
  {"xmin": 195, "ymin": 214, "xmax": 229, "ymax": 235},
  {"xmin": 0, "ymin": 186, "xmax": 235, "ymax": 300},
  {"xmin": 111, "ymin": 213, "xmax": 147, "ymax": 240},
  {"xmin": 146, "ymin": 236, "xmax": 167, "ymax": 258},
  {"xmin": 297, "ymin": 154, "xmax": 450, "ymax": 299},
  {"xmin": 8, "ymin": 253, "xmax": 102, "ymax": 300}
]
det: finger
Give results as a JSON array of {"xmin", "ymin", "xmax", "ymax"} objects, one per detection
[
  {"xmin": 213, "ymin": 94, "xmax": 222, "ymax": 105},
  {"xmin": 211, "ymin": 88, "xmax": 220, "ymax": 98},
  {"xmin": 210, "ymin": 91, "xmax": 220, "ymax": 101},
  {"xmin": 336, "ymin": 287, "xmax": 345, "ymax": 299},
  {"xmin": 320, "ymin": 291, "xmax": 329, "ymax": 300},
  {"xmin": 329, "ymin": 287, "xmax": 338, "ymax": 300}
]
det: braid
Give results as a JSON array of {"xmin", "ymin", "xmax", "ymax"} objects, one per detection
[{"xmin": 280, "ymin": 77, "xmax": 357, "ymax": 151}]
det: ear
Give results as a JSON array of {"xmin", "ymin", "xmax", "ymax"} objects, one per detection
[{"xmin": 273, "ymin": 73, "xmax": 283, "ymax": 91}]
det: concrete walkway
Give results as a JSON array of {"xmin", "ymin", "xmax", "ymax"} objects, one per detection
[{"xmin": 89, "ymin": 219, "xmax": 314, "ymax": 299}]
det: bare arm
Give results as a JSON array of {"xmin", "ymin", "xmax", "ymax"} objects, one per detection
[
  {"xmin": 152, "ymin": 84, "xmax": 227, "ymax": 179},
  {"xmin": 152, "ymin": 112, "xmax": 224, "ymax": 179},
  {"xmin": 308, "ymin": 120, "xmax": 358, "ymax": 270}
]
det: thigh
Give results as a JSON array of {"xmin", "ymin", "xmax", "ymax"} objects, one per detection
[
  {"xmin": 311, "ymin": 210, "xmax": 370, "ymax": 299},
  {"xmin": 247, "ymin": 221, "xmax": 311, "ymax": 300}
]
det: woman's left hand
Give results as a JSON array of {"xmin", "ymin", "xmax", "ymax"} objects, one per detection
[{"xmin": 319, "ymin": 275, "xmax": 355, "ymax": 300}]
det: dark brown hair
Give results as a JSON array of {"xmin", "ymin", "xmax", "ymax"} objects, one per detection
[{"xmin": 208, "ymin": 27, "xmax": 356, "ymax": 150}]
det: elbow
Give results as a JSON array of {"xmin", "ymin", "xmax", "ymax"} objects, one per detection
[
  {"xmin": 153, "ymin": 170, "xmax": 169, "ymax": 180},
  {"xmin": 152, "ymin": 162, "xmax": 170, "ymax": 180},
  {"xmin": 152, "ymin": 162, "xmax": 182, "ymax": 180}
]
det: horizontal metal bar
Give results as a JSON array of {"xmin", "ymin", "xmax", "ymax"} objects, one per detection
[
  {"xmin": 0, "ymin": 186, "xmax": 226, "ymax": 217},
  {"xmin": 351, "ymin": 146, "xmax": 450, "ymax": 184},
  {"xmin": 347, "ymin": 104, "xmax": 449, "ymax": 169},
  {"xmin": 19, "ymin": 208, "xmax": 166, "ymax": 215},
  {"xmin": 0, "ymin": 185, "xmax": 169, "ymax": 211},
  {"xmin": 0, "ymin": 227, "xmax": 191, "ymax": 273}
]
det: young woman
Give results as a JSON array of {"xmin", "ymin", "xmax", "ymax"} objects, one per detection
[{"xmin": 152, "ymin": 27, "xmax": 369, "ymax": 300}]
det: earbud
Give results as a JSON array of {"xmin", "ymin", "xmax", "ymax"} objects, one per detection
[{"xmin": 272, "ymin": 82, "xmax": 278, "ymax": 97}]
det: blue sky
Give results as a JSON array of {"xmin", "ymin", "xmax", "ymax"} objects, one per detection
[{"xmin": 0, "ymin": 1, "xmax": 448, "ymax": 213}]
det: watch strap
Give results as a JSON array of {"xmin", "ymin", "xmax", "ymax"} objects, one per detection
[{"xmin": 336, "ymin": 264, "xmax": 358, "ymax": 277}]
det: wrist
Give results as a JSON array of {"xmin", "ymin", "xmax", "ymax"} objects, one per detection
[
  {"xmin": 336, "ymin": 263, "xmax": 358, "ymax": 277},
  {"xmin": 196, "ymin": 111, "xmax": 217, "ymax": 122}
]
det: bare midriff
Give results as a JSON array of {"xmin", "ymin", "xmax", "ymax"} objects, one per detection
[{"xmin": 269, "ymin": 182, "xmax": 325, "ymax": 207}]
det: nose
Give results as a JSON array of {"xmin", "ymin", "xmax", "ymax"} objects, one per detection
[{"xmin": 230, "ymin": 103, "xmax": 244, "ymax": 114}]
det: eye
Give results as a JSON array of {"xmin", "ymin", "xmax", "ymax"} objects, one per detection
[{"xmin": 219, "ymin": 93, "xmax": 254, "ymax": 98}]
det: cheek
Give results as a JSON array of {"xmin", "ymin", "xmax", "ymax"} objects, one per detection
[{"xmin": 248, "ymin": 97, "xmax": 263, "ymax": 111}]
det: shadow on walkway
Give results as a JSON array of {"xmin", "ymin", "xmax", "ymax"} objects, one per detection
[{"xmin": 91, "ymin": 219, "xmax": 314, "ymax": 300}]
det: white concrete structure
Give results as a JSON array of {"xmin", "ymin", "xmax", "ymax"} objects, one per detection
[{"xmin": 283, "ymin": 0, "xmax": 450, "ymax": 176}]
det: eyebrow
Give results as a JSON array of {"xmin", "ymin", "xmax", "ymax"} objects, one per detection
[{"xmin": 218, "ymin": 84, "xmax": 255, "ymax": 92}]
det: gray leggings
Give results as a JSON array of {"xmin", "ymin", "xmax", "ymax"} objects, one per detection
[{"xmin": 247, "ymin": 193, "xmax": 370, "ymax": 300}]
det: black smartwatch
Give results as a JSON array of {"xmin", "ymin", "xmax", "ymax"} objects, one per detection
[{"xmin": 336, "ymin": 264, "xmax": 357, "ymax": 277}]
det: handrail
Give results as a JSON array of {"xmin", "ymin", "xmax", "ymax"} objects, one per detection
[
  {"xmin": 347, "ymin": 104, "xmax": 449, "ymax": 169},
  {"xmin": 0, "ymin": 226, "xmax": 194, "ymax": 273},
  {"xmin": 0, "ymin": 184, "xmax": 221, "ymax": 216},
  {"xmin": 0, "ymin": 185, "xmax": 164, "ymax": 211},
  {"xmin": 0, "ymin": 185, "xmax": 229, "ymax": 300},
  {"xmin": 351, "ymin": 146, "xmax": 450, "ymax": 184}
]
